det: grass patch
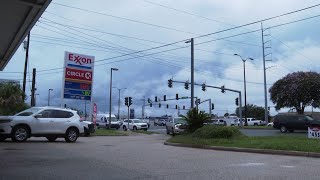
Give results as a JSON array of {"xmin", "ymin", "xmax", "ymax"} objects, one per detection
[
  {"xmin": 133, "ymin": 130, "xmax": 159, "ymax": 135},
  {"xmin": 167, "ymin": 134, "xmax": 320, "ymax": 153},
  {"xmin": 93, "ymin": 129, "xmax": 128, "ymax": 136}
]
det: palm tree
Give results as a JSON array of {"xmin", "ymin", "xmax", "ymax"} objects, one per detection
[
  {"xmin": 0, "ymin": 82, "xmax": 28, "ymax": 115},
  {"xmin": 181, "ymin": 108, "xmax": 211, "ymax": 132}
]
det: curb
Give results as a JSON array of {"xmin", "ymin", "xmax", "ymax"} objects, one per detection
[
  {"xmin": 164, "ymin": 142, "xmax": 320, "ymax": 158},
  {"xmin": 240, "ymin": 128, "xmax": 275, "ymax": 130}
]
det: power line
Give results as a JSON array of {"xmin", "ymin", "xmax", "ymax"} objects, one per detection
[{"xmin": 51, "ymin": 2, "xmax": 200, "ymax": 36}]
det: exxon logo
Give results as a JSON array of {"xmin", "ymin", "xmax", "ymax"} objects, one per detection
[{"xmin": 68, "ymin": 53, "xmax": 92, "ymax": 66}]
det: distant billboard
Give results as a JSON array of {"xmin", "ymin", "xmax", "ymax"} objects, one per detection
[{"xmin": 63, "ymin": 51, "xmax": 94, "ymax": 101}]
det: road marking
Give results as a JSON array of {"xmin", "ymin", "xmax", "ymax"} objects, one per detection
[
  {"xmin": 280, "ymin": 165, "xmax": 296, "ymax": 168},
  {"xmin": 230, "ymin": 162, "xmax": 266, "ymax": 167}
]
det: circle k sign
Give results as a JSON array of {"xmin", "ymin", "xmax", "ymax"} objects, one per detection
[{"xmin": 65, "ymin": 68, "xmax": 93, "ymax": 81}]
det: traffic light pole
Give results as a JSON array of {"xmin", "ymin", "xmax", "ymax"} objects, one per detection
[
  {"xmin": 198, "ymin": 99, "xmax": 212, "ymax": 116},
  {"xmin": 170, "ymin": 80, "xmax": 243, "ymax": 126}
]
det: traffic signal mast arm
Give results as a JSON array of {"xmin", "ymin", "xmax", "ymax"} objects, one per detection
[{"xmin": 170, "ymin": 79, "xmax": 243, "ymax": 126}]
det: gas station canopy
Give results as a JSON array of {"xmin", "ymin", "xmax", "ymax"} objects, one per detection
[{"xmin": 0, "ymin": 0, "xmax": 51, "ymax": 71}]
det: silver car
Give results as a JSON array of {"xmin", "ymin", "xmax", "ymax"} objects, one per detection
[{"xmin": 166, "ymin": 117, "xmax": 188, "ymax": 135}]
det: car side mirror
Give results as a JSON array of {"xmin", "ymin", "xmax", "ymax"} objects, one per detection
[{"xmin": 34, "ymin": 114, "xmax": 42, "ymax": 118}]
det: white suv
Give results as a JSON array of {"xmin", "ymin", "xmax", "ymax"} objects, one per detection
[
  {"xmin": 0, "ymin": 107, "xmax": 84, "ymax": 142},
  {"xmin": 122, "ymin": 119, "xmax": 148, "ymax": 131}
]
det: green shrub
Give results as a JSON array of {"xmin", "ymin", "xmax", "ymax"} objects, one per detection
[{"xmin": 192, "ymin": 125, "xmax": 242, "ymax": 139}]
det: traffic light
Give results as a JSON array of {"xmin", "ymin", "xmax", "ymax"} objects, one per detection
[
  {"xmin": 155, "ymin": 96, "xmax": 158, "ymax": 102},
  {"xmin": 168, "ymin": 79, "xmax": 173, "ymax": 88},
  {"xmin": 221, "ymin": 85, "xmax": 225, "ymax": 93},
  {"xmin": 147, "ymin": 98, "xmax": 151, "ymax": 103},
  {"xmin": 235, "ymin": 97, "xmax": 239, "ymax": 106},
  {"xmin": 159, "ymin": 103, "xmax": 161, "ymax": 108},
  {"xmin": 184, "ymin": 81, "xmax": 189, "ymax": 90},
  {"xmin": 211, "ymin": 103, "xmax": 215, "ymax": 110},
  {"xmin": 201, "ymin": 83, "xmax": 206, "ymax": 91},
  {"xmin": 176, "ymin": 94, "xmax": 179, "ymax": 100},
  {"xmin": 163, "ymin": 95, "xmax": 166, "ymax": 101},
  {"xmin": 125, "ymin": 97, "xmax": 128, "ymax": 106},
  {"xmin": 150, "ymin": 103, "xmax": 152, "ymax": 107},
  {"xmin": 176, "ymin": 105, "xmax": 178, "ymax": 109},
  {"xmin": 183, "ymin": 105, "xmax": 185, "ymax": 110},
  {"xmin": 167, "ymin": 104, "xmax": 169, "ymax": 108},
  {"xmin": 129, "ymin": 97, "xmax": 132, "ymax": 106}
]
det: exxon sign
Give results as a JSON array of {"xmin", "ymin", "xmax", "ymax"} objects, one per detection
[{"xmin": 65, "ymin": 51, "xmax": 94, "ymax": 70}]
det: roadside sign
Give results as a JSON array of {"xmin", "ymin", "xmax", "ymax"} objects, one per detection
[
  {"xmin": 92, "ymin": 103, "xmax": 97, "ymax": 125},
  {"xmin": 63, "ymin": 51, "xmax": 94, "ymax": 101},
  {"xmin": 308, "ymin": 126, "xmax": 320, "ymax": 139}
]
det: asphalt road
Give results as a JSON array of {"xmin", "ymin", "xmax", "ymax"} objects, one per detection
[{"xmin": 1, "ymin": 134, "xmax": 320, "ymax": 180}]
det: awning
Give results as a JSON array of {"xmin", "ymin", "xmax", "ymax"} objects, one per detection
[{"xmin": 0, "ymin": 0, "xmax": 51, "ymax": 71}]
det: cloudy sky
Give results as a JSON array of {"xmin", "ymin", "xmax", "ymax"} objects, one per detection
[{"xmin": 3, "ymin": 0, "xmax": 320, "ymax": 118}]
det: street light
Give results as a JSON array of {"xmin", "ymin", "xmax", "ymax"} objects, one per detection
[
  {"xmin": 112, "ymin": 87, "xmax": 127, "ymax": 120},
  {"xmin": 48, "ymin": 89, "xmax": 53, "ymax": 106},
  {"xmin": 109, "ymin": 68, "xmax": 118, "ymax": 129},
  {"xmin": 234, "ymin": 54, "xmax": 254, "ymax": 126}
]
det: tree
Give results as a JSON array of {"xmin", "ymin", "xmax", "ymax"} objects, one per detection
[
  {"xmin": 269, "ymin": 71, "xmax": 320, "ymax": 114},
  {"xmin": 181, "ymin": 108, "xmax": 211, "ymax": 132},
  {"xmin": 235, "ymin": 104, "xmax": 265, "ymax": 120},
  {"xmin": 0, "ymin": 82, "xmax": 28, "ymax": 115}
]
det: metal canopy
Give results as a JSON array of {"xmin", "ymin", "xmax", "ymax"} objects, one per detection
[{"xmin": 0, "ymin": 0, "xmax": 51, "ymax": 71}]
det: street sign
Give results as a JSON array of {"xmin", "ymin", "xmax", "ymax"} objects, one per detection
[
  {"xmin": 63, "ymin": 51, "xmax": 94, "ymax": 101},
  {"xmin": 180, "ymin": 96, "xmax": 188, "ymax": 99},
  {"xmin": 308, "ymin": 126, "xmax": 320, "ymax": 139}
]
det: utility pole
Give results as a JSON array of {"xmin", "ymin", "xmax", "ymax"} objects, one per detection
[
  {"xmin": 186, "ymin": 38, "xmax": 194, "ymax": 109},
  {"xmin": 142, "ymin": 96, "xmax": 145, "ymax": 119},
  {"xmin": 261, "ymin": 22, "xmax": 271, "ymax": 123},
  {"xmin": 30, "ymin": 68, "xmax": 36, "ymax": 107},
  {"xmin": 23, "ymin": 32, "xmax": 30, "ymax": 95}
]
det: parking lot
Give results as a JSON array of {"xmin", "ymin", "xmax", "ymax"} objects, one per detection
[{"xmin": 1, "ymin": 134, "xmax": 320, "ymax": 180}]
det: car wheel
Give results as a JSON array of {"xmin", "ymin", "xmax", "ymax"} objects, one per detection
[
  {"xmin": 288, "ymin": 129, "xmax": 294, "ymax": 133},
  {"xmin": 254, "ymin": 123, "xmax": 258, "ymax": 126},
  {"xmin": 65, "ymin": 128, "xmax": 79, "ymax": 143},
  {"xmin": 166, "ymin": 127, "xmax": 170, "ymax": 134},
  {"xmin": 97, "ymin": 124, "xmax": 100, "ymax": 129},
  {"xmin": 0, "ymin": 135, "xmax": 6, "ymax": 142},
  {"xmin": 133, "ymin": 126, "xmax": 137, "ymax": 131},
  {"xmin": 123, "ymin": 126, "xmax": 127, "ymax": 131},
  {"xmin": 46, "ymin": 136, "xmax": 58, "ymax": 142},
  {"xmin": 11, "ymin": 125, "xmax": 29, "ymax": 142},
  {"xmin": 280, "ymin": 125, "xmax": 287, "ymax": 133}
]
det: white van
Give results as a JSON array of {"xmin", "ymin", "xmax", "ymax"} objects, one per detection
[{"xmin": 96, "ymin": 114, "xmax": 121, "ymax": 129}]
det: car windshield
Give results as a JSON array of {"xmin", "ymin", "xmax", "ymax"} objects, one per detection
[
  {"xmin": 133, "ymin": 120, "xmax": 142, "ymax": 123},
  {"xmin": 306, "ymin": 116, "xmax": 314, "ymax": 121},
  {"xmin": 174, "ymin": 118, "xmax": 187, "ymax": 124},
  {"xmin": 15, "ymin": 107, "xmax": 43, "ymax": 116}
]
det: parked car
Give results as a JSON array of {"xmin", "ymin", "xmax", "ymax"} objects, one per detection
[
  {"xmin": 141, "ymin": 119, "xmax": 150, "ymax": 128},
  {"xmin": 154, "ymin": 119, "xmax": 166, "ymax": 126},
  {"xmin": 244, "ymin": 118, "xmax": 266, "ymax": 126},
  {"xmin": 0, "ymin": 107, "xmax": 84, "ymax": 142},
  {"xmin": 212, "ymin": 119, "xmax": 225, "ymax": 126},
  {"xmin": 122, "ymin": 119, "xmax": 148, "ymax": 131},
  {"xmin": 81, "ymin": 120, "xmax": 95, "ymax": 136},
  {"xmin": 267, "ymin": 122, "xmax": 274, "ymax": 126},
  {"xmin": 273, "ymin": 114, "xmax": 320, "ymax": 133},
  {"xmin": 166, "ymin": 117, "xmax": 188, "ymax": 135},
  {"xmin": 96, "ymin": 114, "xmax": 121, "ymax": 129}
]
